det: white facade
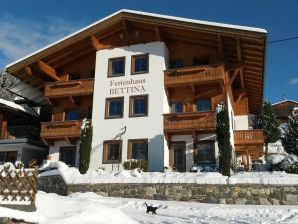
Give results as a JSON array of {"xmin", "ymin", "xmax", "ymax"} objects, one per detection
[{"xmin": 91, "ymin": 42, "xmax": 168, "ymax": 171}]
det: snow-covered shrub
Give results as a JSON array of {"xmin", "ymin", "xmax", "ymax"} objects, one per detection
[
  {"xmin": 251, "ymin": 159, "xmax": 268, "ymax": 171},
  {"xmin": 267, "ymin": 154, "xmax": 298, "ymax": 174},
  {"xmin": 4, "ymin": 162, "xmax": 14, "ymax": 170},
  {"xmin": 15, "ymin": 161, "xmax": 24, "ymax": 169},
  {"xmin": 123, "ymin": 159, "xmax": 148, "ymax": 172},
  {"xmin": 282, "ymin": 107, "xmax": 298, "ymax": 156},
  {"xmin": 230, "ymin": 159, "xmax": 241, "ymax": 173}
]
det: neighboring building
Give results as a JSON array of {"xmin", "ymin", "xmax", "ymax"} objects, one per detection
[
  {"xmin": 0, "ymin": 98, "xmax": 47, "ymax": 166},
  {"xmin": 4, "ymin": 10, "xmax": 266, "ymax": 171},
  {"xmin": 272, "ymin": 100, "xmax": 298, "ymax": 124}
]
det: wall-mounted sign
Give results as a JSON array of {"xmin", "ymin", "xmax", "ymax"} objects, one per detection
[{"xmin": 109, "ymin": 78, "xmax": 146, "ymax": 95}]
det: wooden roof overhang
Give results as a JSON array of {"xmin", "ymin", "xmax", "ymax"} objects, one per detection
[{"xmin": 5, "ymin": 10, "xmax": 267, "ymax": 114}]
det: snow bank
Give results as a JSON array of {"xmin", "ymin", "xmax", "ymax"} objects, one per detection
[
  {"xmin": 39, "ymin": 164, "xmax": 228, "ymax": 184},
  {"xmin": 39, "ymin": 161, "xmax": 298, "ymax": 185},
  {"xmin": 228, "ymin": 171, "xmax": 298, "ymax": 185}
]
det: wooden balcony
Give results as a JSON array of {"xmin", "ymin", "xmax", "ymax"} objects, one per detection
[
  {"xmin": 45, "ymin": 78, "xmax": 94, "ymax": 98},
  {"xmin": 234, "ymin": 130, "xmax": 264, "ymax": 146},
  {"xmin": 164, "ymin": 64, "xmax": 224, "ymax": 87},
  {"xmin": 164, "ymin": 111, "xmax": 216, "ymax": 134},
  {"xmin": 41, "ymin": 120, "xmax": 83, "ymax": 145}
]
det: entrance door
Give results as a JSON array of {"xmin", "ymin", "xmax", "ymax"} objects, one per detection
[
  {"xmin": 60, "ymin": 146, "xmax": 76, "ymax": 167},
  {"xmin": 169, "ymin": 142, "xmax": 186, "ymax": 172}
]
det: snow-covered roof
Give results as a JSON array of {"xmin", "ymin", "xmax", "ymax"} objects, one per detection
[
  {"xmin": 272, "ymin": 99, "xmax": 298, "ymax": 106},
  {"xmin": 5, "ymin": 9, "xmax": 267, "ymax": 69},
  {"xmin": 0, "ymin": 98, "xmax": 38, "ymax": 117}
]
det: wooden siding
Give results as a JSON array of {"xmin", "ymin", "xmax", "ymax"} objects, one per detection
[
  {"xmin": 164, "ymin": 111, "xmax": 216, "ymax": 133},
  {"xmin": 234, "ymin": 130, "xmax": 264, "ymax": 145},
  {"xmin": 40, "ymin": 120, "xmax": 83, "ymax": 140},
  {"xmin": 45, "ymin": 79, "xmax": 94, "ymax": 98},
  {"xmin": 164, "ymin": 64, "xmax": 224, "ymax": 86}
]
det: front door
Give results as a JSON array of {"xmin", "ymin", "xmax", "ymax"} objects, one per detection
[
  {"xmin": 60, "ymin": 146, "xmax": 76, "ymax": 167},
  {"xmin": 169, "ymin": 142, "xmax": 186, "ymax": 172}
]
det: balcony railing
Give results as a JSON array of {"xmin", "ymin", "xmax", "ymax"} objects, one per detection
[
  {"xmin": 164, "ymin": 111, "xmax": 216, "ymax": 132},
  {"xmin": 234, "ymin": 130, "xmax": 264, "ymax": 145},
  {"xmin": 164, "ymin": 64, "xmax": 224, "ymax": 86},
  {"xmin": 40, "ymin": 120, "xmax": 83, "ymax": 139},
  {"xmin": 45, "ymin": 79, "xmax": 94, "ymax": 98}
]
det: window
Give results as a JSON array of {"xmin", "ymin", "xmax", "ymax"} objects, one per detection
[
  {"xmin": 169, "ymin": 59, "xmax": 183, "ymax": 69},
  {"xmin": 128, "ymin": 139, "xmax": 148, "ymax": 160},
  {"xmin": 108, "ymin": 57, "xmax": 125, "ymax": 77},
  {"xmin": 195, "ymin": 141, "xmax": 215, "ymax": 164},
  {"xmin": 105, "ymin": 97, "xmax": 124, "ymax": 119},
  {"xmin": 103, "ymin": 141, "xmax": 122, "ymax": 163},
  {"xmin": 65, "ymin": 110, "xmax": 78, "ymax": 120},
  {"xmin": 132, "ymin": 54, "xmax": 149, "ymax": 74},
  {"xmin": 60, "ymin": 146, "xmax": 76, "ymax": 167},
  {"xmin": 193, "ymin": 57, "xmax": 209, "ymax": 66},
  {"xmin": 129, "ymin": 95, "xmax": 148, "ymax": 117},
  {"xmin": 172, "ymin": 102, "xmax": 183, "ymax": 113},
  {"xmin": 0, "ymin": 152, "xmax": 16, "ymax": 165},
  {"xmin": 196, "ymin": 99, "xmax": 211, "ymax": 112}
]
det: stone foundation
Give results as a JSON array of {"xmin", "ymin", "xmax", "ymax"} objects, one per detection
[{"xmin": 38, "ymin": 175, "xmax": 298, "ymax": 205}]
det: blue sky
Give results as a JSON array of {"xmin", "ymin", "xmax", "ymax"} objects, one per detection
[{"xmin": 0, "ymin": 0, "xmax": 297, "ymax": 103}]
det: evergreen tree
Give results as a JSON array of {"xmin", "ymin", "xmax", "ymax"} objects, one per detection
[
  {"xmin": 79, "ymin": 119, "xmax": 93, "ymax": 174},
  {"xmin": 253, "ymin": 100, "xmax": 281, "ymax": 147},
  {"xmin": 282, "ymin": 108, "xmax": 298, "ymax": 156},
  {"xmin": 0, "ymin": 70, "xmax": 20, "ymax": 101},
  {"xmin": 216, "ymin": 102, "xmax": 232, "ymax": 176}
]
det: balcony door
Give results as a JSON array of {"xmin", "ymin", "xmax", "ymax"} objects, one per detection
[{"xmin": 169, "ymin": 142, "xmax": 186, "ymax": 172}]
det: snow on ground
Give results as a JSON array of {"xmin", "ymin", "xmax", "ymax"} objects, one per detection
[
  {"xmin": 229, "ymin": 171, "xmax": 298, "ymax": 185},
  {"xmin": 0, "ymin": 191, "xmax": 298, "ymax": 224},
  {"xmin": 39, "ymin": 161, "xmax": 298, "ymax": 185}
]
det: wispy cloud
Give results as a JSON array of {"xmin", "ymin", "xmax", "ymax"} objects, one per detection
[
  {"xmin": 0, "ymin": 14, "xmax": 82, "ymax": 69},
  {"xmin": 288, "ymin": 77, "xmax": 298, "ymax": 85}
]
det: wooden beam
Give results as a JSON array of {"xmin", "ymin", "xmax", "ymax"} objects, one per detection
[
  {"xmin": 235, "ymin": 91, "xmax": 246, "ymax": 104},
  {"xmin": 36, "ymin": 60, "xmax": 60, "ymax": 81},
  {"xmin": 91, "ymin": 35, "xmax": 103, "ymax": 51},
  {"xmin": 217, "ymin": 34, "xmax": 224, "ymax": 60},
  {"xmin": 190, "ymin": 88, "xmax": 221, "ymax": 100},
  {"xmin": 24, "ymin": 66, "xmax": 33, "ymax": 76},
  {"xmin": 122, "ymin": 20, "xmax": 131, "ymax": 45},
  {"xmin": 228, "ymin": 68, "xmax": 240, "ymax": 87},
  {"xmin": 190, "ymin": 84, "xmax": 196, "ymax": 94},
  {"xmin": 155, "ymin": 24, "xmax": 166, "ymax": 42}
]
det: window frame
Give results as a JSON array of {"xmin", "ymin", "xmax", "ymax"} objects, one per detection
[
  {"xmin": 102, "ymin": 140, "xmax": 122, "ymax": 164},
  {"xmin": 196, "ymin": 98, "xmax": 211, "ymax": 112},
  {"xmin": 105, "ymin": 97, "xmax": 124, "ymax": 119},
  {"xmin": 194, "ymin": 140, "xmax": 215, "ymax": 164},
  {"xmin": 131, "ymin": 54, "xmax": 149, "ymax": 75},
  {"xmin": 108, "ymin": 57, "xmax": 125, "ymax": 77},
  {"xmin": 129, "ymin": 94, "xmax": 149, "ymax": 117},
  {"xmin": 127, "ymin": 139, "xmax": 148, "ymax": 160}
]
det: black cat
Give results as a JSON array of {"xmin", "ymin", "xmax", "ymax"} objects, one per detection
[{"xmin": 144, "ymin": 202, "xmax": 158, "ymax": 214}]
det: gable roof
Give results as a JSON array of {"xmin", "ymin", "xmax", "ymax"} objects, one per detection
[
  {"xmin": 4, "ymin": 9, "xmax": 267, "ymax": 114},
  {"xmin": 5, "ymin": 9, "xmax": 266, "ymax": 72}
]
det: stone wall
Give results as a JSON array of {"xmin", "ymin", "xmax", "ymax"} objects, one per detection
[{"xmin": 38, "ymin": 175, "xmax": 298, "ymax": 205}]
